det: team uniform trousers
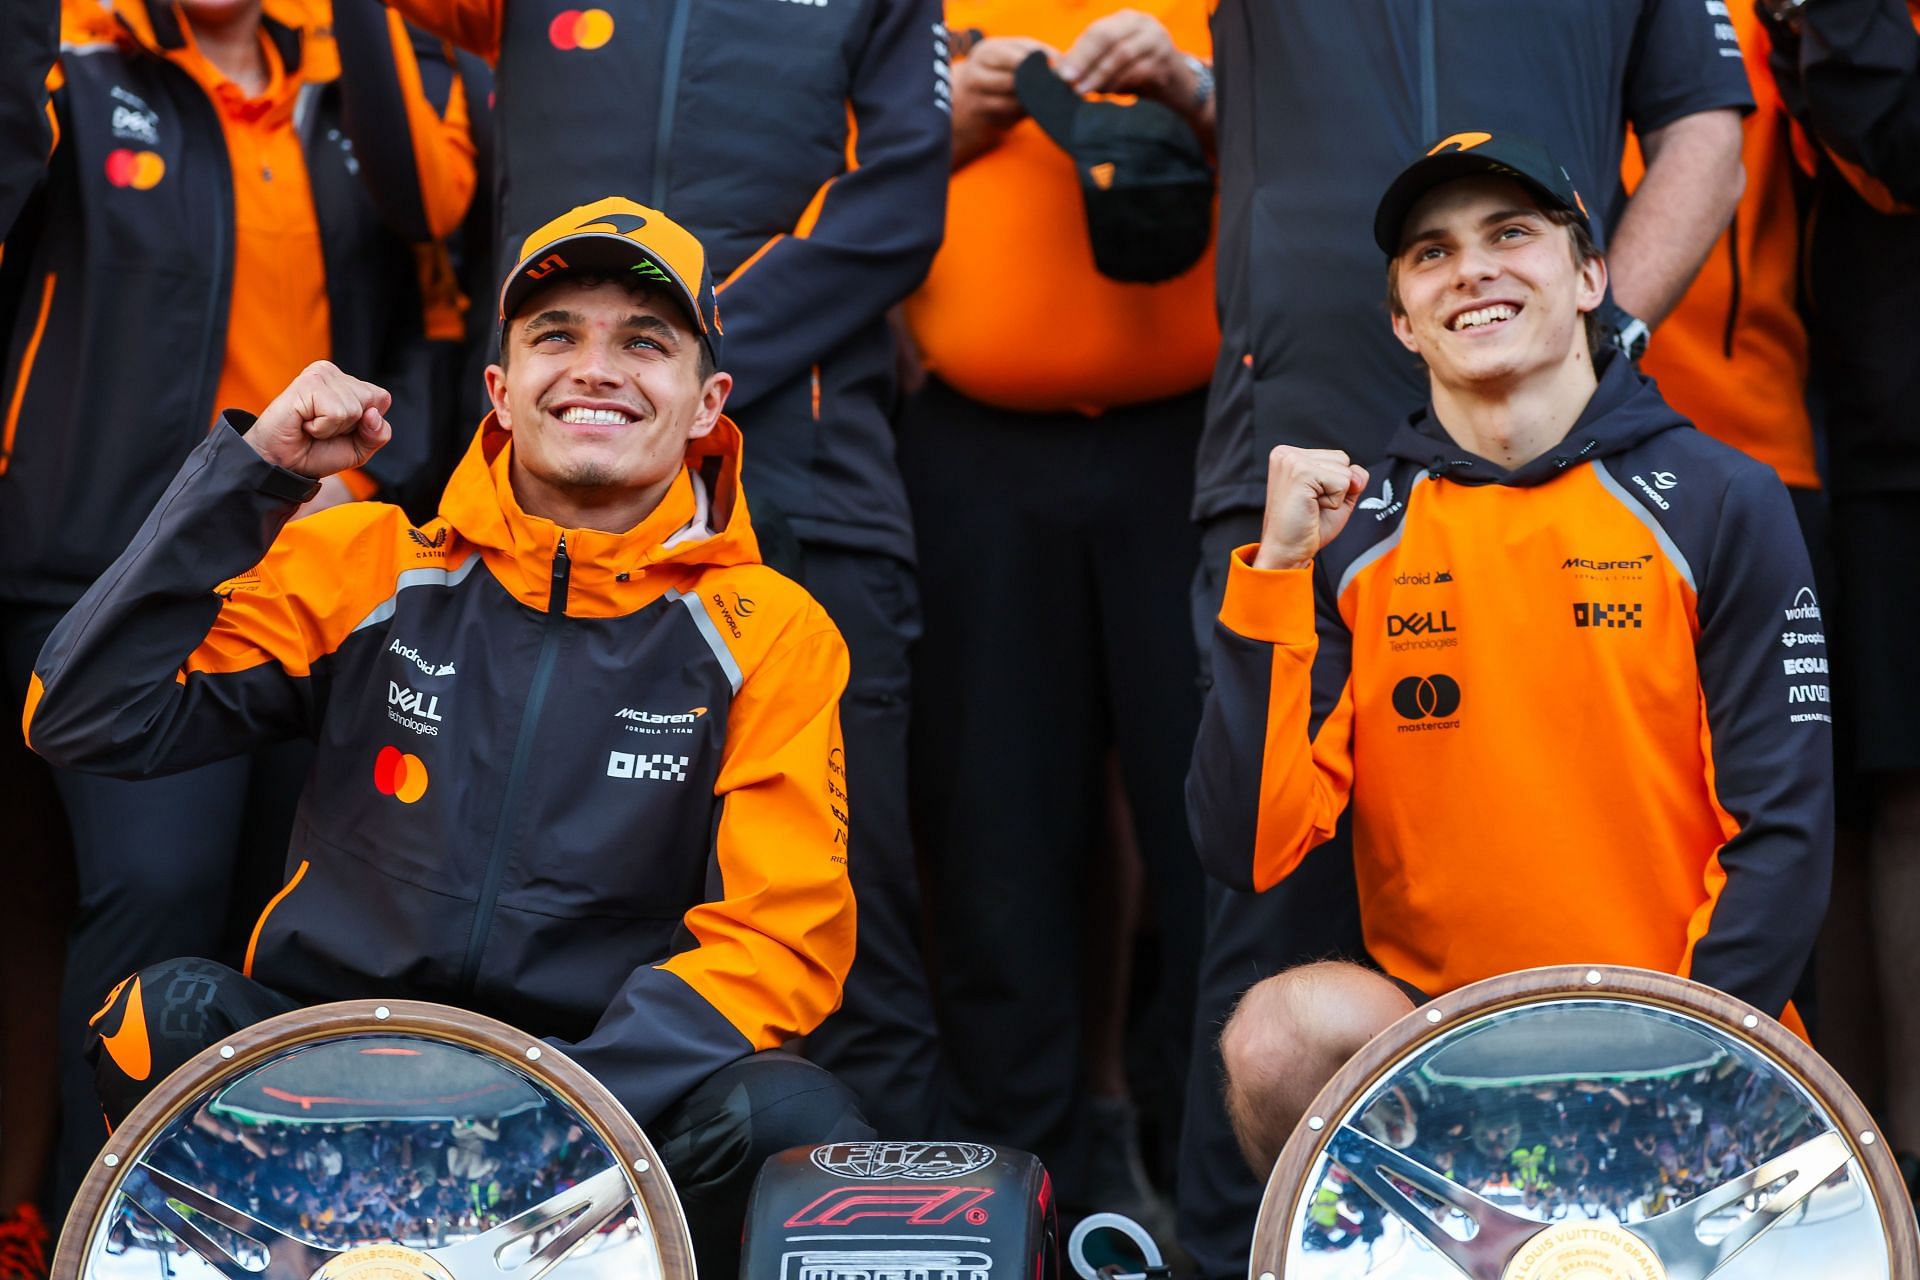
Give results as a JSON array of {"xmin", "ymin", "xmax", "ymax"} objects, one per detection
[
  {"xmin": 0, "ymin": 603, "xmax": 308, "ymax": 1214},
  {"xmin": 1174, "ymin": 510, "xmax": 1365, "ymax": 1280},
  {"xmin": 89, "ymin": 958, "xmax": 873, "ymax": 1280},
  {"xmin": 899, "ymin": 376, "xmax": 1206, "ymax": 1199},
  {"xmin": 790, "ymin": 545, "xmax": 942, "ymax": 1136}
]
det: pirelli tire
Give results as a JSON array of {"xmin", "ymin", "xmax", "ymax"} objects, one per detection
[{"xmin": 741, "ymin": 1142, "xmax": 1058, "ymax": 1280}]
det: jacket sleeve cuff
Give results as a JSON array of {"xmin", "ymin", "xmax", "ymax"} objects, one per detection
[
  {"xmin": 1218, "ymin": 545, "xmax": 1317, "ymax": 644},
  {"xmin": 216, "ymin": 412, "xmax": 325, "ymax": 504}
]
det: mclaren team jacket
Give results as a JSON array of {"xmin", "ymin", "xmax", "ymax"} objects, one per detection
[
  {"xmin": 1187, "ymin": 355, "xmax": 1833, "ymax": 1022},
  {"xmin": 25, "ymin": 415, "xmax": 856, "ymax": 1127},
  {"xmin": 384, "ymin": 0, "xmax": 951, "ymax": 563},
  {"xmin": 0, "ymin": 0, "xmax": 472, "ymax": 607}
]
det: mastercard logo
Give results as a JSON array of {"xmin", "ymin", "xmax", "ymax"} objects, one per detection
[
  {"xmin": 548, "ymin": 8, "xmax": 613, "ymax": 49},
  {"xmin": 373, "ymin": 745, "xmax": 429, "ymax": 803},
  {"xmin": 105, "ymin": 149, "xmax": 165, "ymax": 190}
]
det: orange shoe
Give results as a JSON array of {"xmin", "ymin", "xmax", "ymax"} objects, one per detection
[{"xmin": 0, "ymin": 1204, "xmax": 49, "ymax": 1280}]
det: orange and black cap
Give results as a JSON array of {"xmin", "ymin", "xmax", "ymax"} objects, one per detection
[
  {"xmin": 499, "ymin": 196, "xmax": 723, "ymax": 365},
  {"xmin": 1373, "ymin": 132, "xmax": 1591, "ymax": 256}
]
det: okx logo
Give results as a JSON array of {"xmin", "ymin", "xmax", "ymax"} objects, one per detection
[
  {"xmin": 1391, "ymin": 674, "xmax": 1461, "ymax": 730},
  {"xmin": 548, "ymin": 8, "xmax": 613, "ymax": 49},
  {"xmin": 373, "ymin": 746, "xmax": 429, "ymax": 803}
]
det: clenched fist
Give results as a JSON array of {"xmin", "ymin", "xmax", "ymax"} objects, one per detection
[
  {"xmin": 243, "ymin": 361, "xmax": 392, "ymax": 479},
  {"xmin": 1254, "ymin": 446, "xmax": 1370, "ymax": 571}
]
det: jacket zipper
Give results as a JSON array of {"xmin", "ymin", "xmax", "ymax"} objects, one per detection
[
  {"xmin": 1417, "ymin": 0, "xmax": 1437, "ymax": 141},
  {"xmin": 1721, "ymin": 210, "xmax": 1742, "ymax": 359},
  {"xmin": 459, "ymin": 533, "xmax": 571, "ymax": 990},
  {"xmin": 1, "ymin": 273, "xmax": 58, "ymax": 475},
  {"xmin": 145, "ymin": 35, "xmax": 235, "ymax": 431},
  {"xmin": 651, "ymin": 0, "xmax": 695, "ymax": 209}
]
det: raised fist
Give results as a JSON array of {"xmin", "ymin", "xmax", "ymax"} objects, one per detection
[
  {"xmin": 1253, "ymin": 446, "xmax": 1370, "ymax": 571},
  {"xmin": 243, "ymin": 361, "xmax": 392, "ymax": 480}
]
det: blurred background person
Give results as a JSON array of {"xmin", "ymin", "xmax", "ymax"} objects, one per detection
[
  {"xmin": 900, "ymin": 2, "xmax": 1214, "ymax": 1227},
  {"xmin": 1765, "ymin": 0, "xmax": 1920, "ymax": 1199},
  {"xmin": 0, "ymin": 0, "xmax": 473, "ymax": 1225},
  {"xmin": 378, "ymin": 0, "xmax": 952, "ymax": 1135},
  {"xmin": 1182, "ymin": 4, "xmax": 1753, "ymax": 1274}
]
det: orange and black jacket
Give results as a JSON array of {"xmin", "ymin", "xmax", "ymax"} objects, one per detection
[
  {"xmin": 26, "ymin": 413, "xmax": 855, "ymax": 1126},
  {"xmin": 0, "ymin": 0, "xmax": 470, "ymax": 607},
  {"xmin": 1187, "ymin": 354, "xmax": 1832, "ymax": 1021},
  {"xmin": 383, "ymin": 0, "xmax": 950, "ymax": 564}
]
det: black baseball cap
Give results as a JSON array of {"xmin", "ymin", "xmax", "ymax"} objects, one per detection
[
  {"xmin": 1013, "ymin": 51, "xmax": 1214, "ymax": 285},
  {"xmin": 1373, "ymin": 132, "xmax": 1591, "ymax": 256},
  {"xmin": 499, "ymin": 196, "xmax": 722, "ymax": 366}
]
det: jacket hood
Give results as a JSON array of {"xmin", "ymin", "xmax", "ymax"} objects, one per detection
[
  {"xmin": 1383, "ymin": 351, "xmax": 1690, "ymax": 488},
  {"xmin": 438, "ymin": 412, "xmax": 763, "ymax": 614}
]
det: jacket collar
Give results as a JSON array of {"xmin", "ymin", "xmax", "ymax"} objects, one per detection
[
  {"xmin": 1382, "ymin": 350, "xmax": 1690, "ymax": 489},
  {"xmin": 438, "ymin": 414, "xmax": 763, "ymax": 616},
  {"xmin": 106, "ymin": 0, "xmax": 310, "ymax": 87}
]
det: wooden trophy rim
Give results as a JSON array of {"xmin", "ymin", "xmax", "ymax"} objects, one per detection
[
  {"xmin": 52, "ymin": 998, "xmax": 696, "ymax": 1280},
  {"xmin": 1247, "ymin": 964, "xmax": 1919, "ymax": 1279}
]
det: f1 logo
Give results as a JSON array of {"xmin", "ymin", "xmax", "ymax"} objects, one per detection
[{"xmin": 784, "ymin": 1186, "xmax": 993, "ymax": 1229}]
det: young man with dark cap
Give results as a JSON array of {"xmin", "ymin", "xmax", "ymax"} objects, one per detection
[
  {"xmin": 25, "ymin": 199, "xmax": 872, "ymax": 1276},
  {"xmin": 1188, "ymin": 137, "xmax": 1833, "ymax": 1173},
  {"xmin": 1179, "ymin": 8, "xmax": 1754, "ymax": 1268}
]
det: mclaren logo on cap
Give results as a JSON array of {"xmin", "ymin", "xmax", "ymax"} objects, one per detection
[
  {"xmin": 1428, "ymin": 131, "xmax": 1493, "ymax": 155},
  {"xmin": 580, "ymin": 212, "xmax": 649, "ymax": 235}
]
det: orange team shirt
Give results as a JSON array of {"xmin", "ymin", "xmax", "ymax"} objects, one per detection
[
  {"xmin": 170, "ymin": 16, "xmax": 331, "ymax": 428},
  {"xmin": 904, "ymin": 0, "xmax": 1219, "ymax": 414},
  {"xmin": 1622, "ymin": 6, "xmax": 1817, "ymax": 490}
]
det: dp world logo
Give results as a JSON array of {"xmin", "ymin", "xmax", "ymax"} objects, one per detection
[{"xmin": 1392, "ymin": 674, "xmax": 1461, "ymax": 722}]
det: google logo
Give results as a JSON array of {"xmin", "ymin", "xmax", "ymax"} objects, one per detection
[
  {"xmin": 373, "ymin": 745, "xmax": 430, "ymax": 803},
  {"xmin": 548, "ymin": 8, "xmax": 613, "ymax": 49},
  {"xmin": 105, "ymin": 149, "xmax": 165, "ymax": 190}
]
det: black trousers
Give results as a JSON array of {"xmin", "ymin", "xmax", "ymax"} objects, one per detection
[
  {"xmin": 89, "ymin": 957, "xmax": 874, "ymax": 1280},
  {"xmin": 1, "ymin": 603, "xmax": 307, "ymax": 1216},
  {"xmin": 1176, "ymin": 512, "xmax": 1367, "ymax": 1280},
  {"xmin": 899, "ymin": 377, "xmax": 1207, "ymax": 1201},
  {"xmin": 793, "ymin": 546, "xmax": 943, "ymax": 1137}
]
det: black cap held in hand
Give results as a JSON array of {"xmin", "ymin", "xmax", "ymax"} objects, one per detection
[{"xmin": 1013, "ymin": 50, "xmax": 1213, "ymax": 285}]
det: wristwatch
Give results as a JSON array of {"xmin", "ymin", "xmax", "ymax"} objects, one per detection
[
  {"xmin": 1601, "ymin": 301, "xmax": 1651, "ymax": 363},
  {"xmin": 1181, "ymin": 54, "xmax": 1214, "ymax": 114}
]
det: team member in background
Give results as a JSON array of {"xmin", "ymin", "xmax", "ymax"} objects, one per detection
[
  {"xmin": 902, "ymin": 2, "xmax": 1213, "ymax": 1223},
  {"xmin": 375, "ymin": 0, "xmax": 951, "ymax": 1132},
  {"xmin": 1765, "ymin": 0, "xmax": 1920, "ymax": 1197},
  {"xmin": 1180, "ymin": 7, "xmax": 1755, "ymax": 1270},
  {"xmin": 1191, "ymin": 137, "xmax": 1832, "ymax": 1173},
  {"xmin": 27, "ymin": 201, "xmax": 871, "ymax": 1280},
  {"xmin": 0, "ymin": 0, "xmax": 473, "ymax": 1217}
]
